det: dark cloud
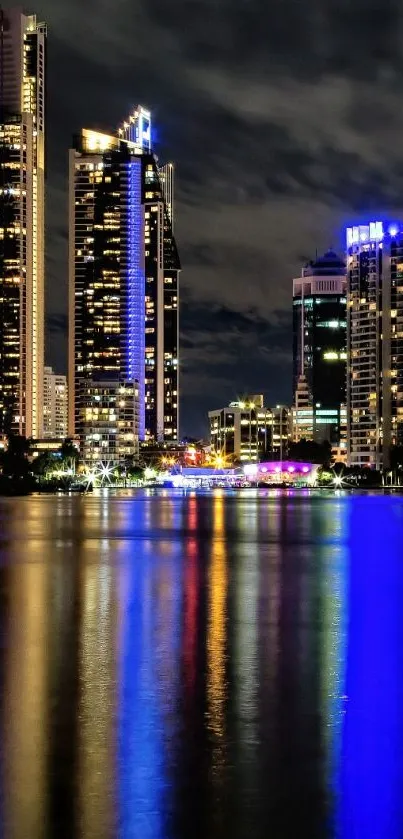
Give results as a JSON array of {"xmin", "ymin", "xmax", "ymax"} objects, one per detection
[
  {"xmin": 180, "ymin": 302, "xmax": 292, "ymax": 435},
  {"xmin": 6, "ymin": 0, "xmax": 403, "ymax": 433},
  {"xmin": 46, "ymin": 314, "xmax": 67, "ymax": 334}
]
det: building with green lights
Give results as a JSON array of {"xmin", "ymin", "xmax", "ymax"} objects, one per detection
[{"xmin": 292, "ymin": 250, "xmax": 347, "ymax": 449}]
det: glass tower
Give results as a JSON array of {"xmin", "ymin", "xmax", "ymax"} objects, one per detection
[
  {"xmin": 0, "ymin": 9, "xmax": 46, "ymax": 437},
  {"xmin": 293, "ymin": 250, "xmax": 347, "ymax": 446}
]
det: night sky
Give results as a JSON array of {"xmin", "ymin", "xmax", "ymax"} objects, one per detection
[{"xmin": 10, "ymin": 0, "xmax": 403, "ymax": 436}]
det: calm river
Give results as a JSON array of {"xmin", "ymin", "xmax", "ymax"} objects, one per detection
[{"xmin": 0, "ymin": 490, "xmax": 402, "ymax": 839}]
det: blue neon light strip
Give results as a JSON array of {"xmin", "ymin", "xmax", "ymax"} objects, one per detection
[{"xmin": 127, "ymin": 160, "xmax": 145, "ymax": 439}]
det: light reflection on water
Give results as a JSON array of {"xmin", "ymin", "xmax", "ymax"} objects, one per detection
[{"xmin": 0, "ymin": 492, "xmax": 402, "ymax": 838}]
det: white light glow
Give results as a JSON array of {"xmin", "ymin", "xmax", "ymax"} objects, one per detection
[{"xmin": 244, "ymin": 464, "xmax": 258, "ymax": 476}]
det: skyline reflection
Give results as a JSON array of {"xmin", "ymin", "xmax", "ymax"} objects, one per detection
[{"xmin": 0, "ymin": 493, "xmax": 402, "ymax": 839}]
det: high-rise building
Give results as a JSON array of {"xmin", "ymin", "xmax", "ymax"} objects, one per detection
[
  {"xmin": 209, "ymin": 397, "xmax": 290, "ymax": 462},
  {"xmin": 43, "ymin": 366, "xmax": 67, "ymax": 439},
  {"xmin": 0, "ymin": 9, "xmax": 46, "ymax": 438},
  {"xmin": 346, "ymin": 220, "xmax": 403, "ymax": 469},
  {"xmin": 68, "ymin": 107, "xmax": 180, "ymax": 463},
  {"xmin": 293, "ymin": 250, "xmax": 347, "ymax": 446}
]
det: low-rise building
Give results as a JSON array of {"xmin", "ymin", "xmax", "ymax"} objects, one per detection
[
  {"xmin": 209, "ymin": 397, "xmax": 291, "ymax": 462},
  {"xmin": 43, "ymin": 367, "xmax": 68, "ymax": 439},
  {"xmin": 79, "ymin": 380, "xmax": 139, "ymax": 466}
]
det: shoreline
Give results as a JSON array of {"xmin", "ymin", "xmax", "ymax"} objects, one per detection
[{"xmin": 1, "ymin": 485, "xmax": 402, "ymax": 498}]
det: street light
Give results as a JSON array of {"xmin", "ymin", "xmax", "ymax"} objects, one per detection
[{"xmin": 213, "ymin": 454, "xmax": 225, "ymax": 469}]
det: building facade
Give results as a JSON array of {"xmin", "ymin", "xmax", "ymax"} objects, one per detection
[
  {"xmin": 293, "ymin": 250, "xmax": 346, "ymax": 446},
  {"xmin": 79, "ymin": 380, "xmax": 139, "ymax": 465},
  {"xmin": 291, "ymin": 374, "xmax": 313, "ymax": 440},
  {"xmin": 43, "ymin": 366, "xmax": 67, "ymax": 439},
  {"xmin": 346, "ymin": 221, "xmax": 403, "ymax": 469},
  {"xmin": 0, "ymin": 9, "xmax": 46, "ymax": 437},
  {"xmin": 209, "ymin": 397, "xmax": 290, "ymax": 463},
  {"xmin": 68, "ymin": 107, "xmax": 180, "ymax": 463}
]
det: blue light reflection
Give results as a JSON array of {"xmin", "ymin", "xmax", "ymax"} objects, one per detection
[
  {"xmin": 117, "ymin": 544, "xmax": 165, "ymax": 838},
  {"xmin": 117, "ymin": 496, "xmax": 184, "ymax": 839},
  {"xmin": 336, "ymin": 497, "xmax": 403, "ymax": 839}
]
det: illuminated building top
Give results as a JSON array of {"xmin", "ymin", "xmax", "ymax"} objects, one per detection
[
  {"xmin": 346, "ymin": 221, "xmax": 403, "ymax": 247},
  {"xmin": 80, "ymin": 106, "xmax": 152, "ymax": 156},
  {"xmin": 81, "ymin": 129, "xmax": 118, "ymax": 153},
  {"xmin": 117, "ymin": 106, "xmax": 152, "ymax": 152}
]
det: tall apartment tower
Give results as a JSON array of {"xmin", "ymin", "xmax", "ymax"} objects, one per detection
[
  {"xmin": 69, "ymin": 107, "xmax": 180, "ymax": 462},
  {"xmin": 293, "ymin": 250, "xmax": 347, "ymax": 446},
  {"xmin": 0, "ymin": 9, "xmax": 46, "ymax": 437},
  {"xmin": 346, "ymin": 221, "xmax": 403, "ymax": 470}
]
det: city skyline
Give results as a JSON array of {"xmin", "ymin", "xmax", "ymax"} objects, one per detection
[
  {"xmin": 0, "ymin": 7, "xmax": 399, "ymax": 465},
  {"xmin": 2, "ymin": 4, "xmax": 403, "ymax": 440},
  {"xmin": 1, "ymin": 8, "xmax": 403, "ymax": 839},
  {"xmin": 24, "ymin": 0, "xmax": 403, "ymax": 438}
]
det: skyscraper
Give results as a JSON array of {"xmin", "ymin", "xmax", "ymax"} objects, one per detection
[
  {"xmin": 346, "ymin": 221, "xmax": 403, "ymax": 469},
  {"xmin": 292, "ymin": 250, "xmax": 347, "ymax": 447},
  {"xmin": 69, "ymin": 107, "xmax": 180, "ymax": 463},
  {"xmin": 0, "ymin": 9, "xmax": 46, "ymax": 437}
]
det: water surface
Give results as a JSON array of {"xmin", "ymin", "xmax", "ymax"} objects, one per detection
[{"xmin": 0, "ymin": 490, "xmax": 402, "ymax": 839}]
